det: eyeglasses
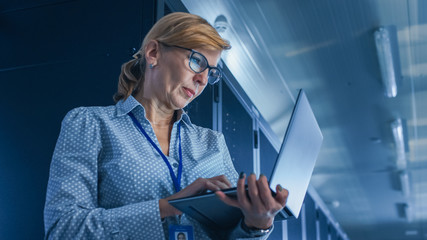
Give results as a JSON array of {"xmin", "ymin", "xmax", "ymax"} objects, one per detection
[{"xmin": 172, "ymin": 45, "xmax": 222, "ymax": 85}]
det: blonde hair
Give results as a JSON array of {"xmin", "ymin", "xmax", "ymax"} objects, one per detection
[{"xmin": 113, "ymin": 12, "xmax": 231, "ymax": 103}]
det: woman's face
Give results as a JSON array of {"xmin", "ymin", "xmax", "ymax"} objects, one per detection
[
  {"xmin": 146, "ymin": 44, "xmax": 221, "ymax": 110},
  {"xmin": 177, "ymin": 233, "xmax": 186, "ymax": 240}
]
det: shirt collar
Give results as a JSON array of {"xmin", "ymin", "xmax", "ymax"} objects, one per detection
[
  {"xmin": 178, "ymin": 109, "xmax": 194, "ymax": 129},
  {"xmin": 115, "ymin": 95, "xmax": 194, "ymax": 129}
]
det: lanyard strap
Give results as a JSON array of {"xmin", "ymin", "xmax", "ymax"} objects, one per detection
[{"xmin": 128, "ymin": 112, "xmax": 183, "ymax": 193}]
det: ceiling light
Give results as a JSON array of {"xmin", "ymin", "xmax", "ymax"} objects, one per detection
[
  {"xmin": 391, "ymin": 118, "xmax": 408, "ymax": 170},
  {"xmin": 374, "ymin": 25, "xmax": 402, "ymax": 98},
  {"xmin": 405, "ymin": 230, "xmax": 418, "ymax": 236},
  {"xmin": 214, "ymin": 15, "xmax": 229, "ymax": 33},
  {"xmin": 326, "ymin": 200, "xmax": 340, "ymax": 208},
  {"xmin": 399, "ymin": 171, "xmax": 411, "ymax": 198},
  {"xmin": 404, "ymin": 204, "xmax": 414, "ymax": 223}
]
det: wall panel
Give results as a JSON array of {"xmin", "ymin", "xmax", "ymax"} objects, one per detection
[{"xmin": 0, "ymin": 1, "xmax": 154, "ymax": 239}]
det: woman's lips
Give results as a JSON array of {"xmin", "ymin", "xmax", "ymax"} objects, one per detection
[{"xmin": 183, "ymin": 87, "xmax": 195, "ymax": 98}]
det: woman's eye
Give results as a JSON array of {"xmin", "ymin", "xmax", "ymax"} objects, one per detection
[{"xmin": 191, "ymin": 56, "xmax": 202, "ymax": 66}]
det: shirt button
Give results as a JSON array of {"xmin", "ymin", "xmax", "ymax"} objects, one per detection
[{"xmin": 173, "ymin": 163, "xmax": 179, "ymax": 168}]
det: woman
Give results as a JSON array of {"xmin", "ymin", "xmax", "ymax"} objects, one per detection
[{"xmin": 44, "ymin": 12, "xmax": 288, "ymax": 239}]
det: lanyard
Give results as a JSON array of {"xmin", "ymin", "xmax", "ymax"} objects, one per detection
[{"xmin": 128, "ymin": 112, "xmax": 183, "ymax": 193}]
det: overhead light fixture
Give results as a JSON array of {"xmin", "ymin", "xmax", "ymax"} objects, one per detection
[
  {"xmin": 405, "ymin": 230, "xmax": 418, "ymax": 236},
  {"xmin": 391, "ymin": 118, "xmax": 408, "ymax": 170},
  {"xmin": 399, "ymin": 171, "xmax": 411, "ymax": 198},
  {"xmin": 214, "ymin": 15, "xmax": 229, "ymax": 33},
  {"xmin": 374, "ymin": 25, "xmax": 402, "ymax": 98},
  {"xmin": 404, "ymin": 203, "xmax": 414, "ymax": 223}
]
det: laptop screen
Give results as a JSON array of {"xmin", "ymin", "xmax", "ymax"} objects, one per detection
[{"xmin": 269, "ymin": 89, "xmax": 323, "ymax": 218}]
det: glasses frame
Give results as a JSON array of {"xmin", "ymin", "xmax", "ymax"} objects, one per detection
[{"xmin": 171, "ymin": 45, "xmax": 222, "ymax": 85}]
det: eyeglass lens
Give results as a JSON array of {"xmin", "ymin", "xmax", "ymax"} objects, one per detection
[{"xmin": 189, "ymin": 51, "xmax": 221, "ymax": 85}]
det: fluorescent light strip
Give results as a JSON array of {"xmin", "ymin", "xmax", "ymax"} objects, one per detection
[
  {"xmin": 404, "ymin": 204, "xmax": 414, "ymax": 222},
  {"xmin": 399, "ymin": 171, "xmax": 411, "ymax": 198},
  {"xmin": 391, "ymin": 118, "xmax": 407, "ymax": 170},
  {"xmin": 374, "ymin": 26, "xmax": 402, "ymax": 98}
]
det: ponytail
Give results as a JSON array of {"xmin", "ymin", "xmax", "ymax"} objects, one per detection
[{"xmin": 113, "ymin": 55, "xmax": 146, "ymax": 103}]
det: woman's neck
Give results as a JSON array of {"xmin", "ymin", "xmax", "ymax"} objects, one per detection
[{"xmin": 134, "ymin": 95, "xmax": 175, "ymax": 128}]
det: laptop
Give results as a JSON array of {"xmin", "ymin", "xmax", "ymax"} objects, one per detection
[{"xmin": 169, "ymin": 89, "xmax": 323, "ymax": 230}]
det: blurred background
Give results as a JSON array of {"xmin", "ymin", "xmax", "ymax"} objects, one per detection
[{"xmin": 1, "ymin": 0, "xmax": 426, "ymax": 239}]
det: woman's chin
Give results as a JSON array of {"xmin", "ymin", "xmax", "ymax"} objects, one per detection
[{"xmin": 178, "ymin": 96, "xmax": 196, "ymax": 109}]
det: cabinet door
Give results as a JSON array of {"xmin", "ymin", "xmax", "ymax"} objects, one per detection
[
  {"xmin": 305, "ymin": 194, "xmax": 317, "ymax": 240},
  {"xmin": 287, "ymin": 217, "xmax": 303, "ymax": 240},
  {"xmin": 318, "ymin": 209, "xmax": 329, "ymax": 240},
  {"xmin": 222, "ymin": 82, "xmax": 254, "ymax": 174},
  {"xmin": 259, "ymin": 130, "xmax": 279, "ymax": 177}
]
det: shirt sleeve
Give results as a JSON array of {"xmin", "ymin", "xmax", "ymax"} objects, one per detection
[
  {"xmin": 44, "ymin": 108, "xmax": 165, "ymax": 240},
  {"xmin": 219, "ymin": 133, "xmax": 239, "ymax": 187},
  {"xmin": 216, "ymin": 134, "xmax": 274, "ymax": 240}
]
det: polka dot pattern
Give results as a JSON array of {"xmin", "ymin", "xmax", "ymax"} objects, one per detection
[{"xmin": 44, "ymin": 96, "xmax": 273, "ymax": 239}]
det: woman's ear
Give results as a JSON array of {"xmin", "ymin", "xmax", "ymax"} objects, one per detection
[{"xmin": 145, "ymin": 40, "xmax": 160, "ymax": 67}]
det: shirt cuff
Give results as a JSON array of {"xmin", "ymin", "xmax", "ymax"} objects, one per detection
[{"xmin": 103, "ymin": 200, "xmax": 165, "ymax": 239}]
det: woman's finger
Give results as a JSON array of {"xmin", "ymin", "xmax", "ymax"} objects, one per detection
[
  {"xmin": 256, "ymin": 174, "xmax": 276, "ymax": 210},
  {"xmin": 209, "ymin": 179, "xmax": 231, "ymax": 190},
  {"xmin": 211, "ymin": 175, "xmax": 232, "ymax": 188},
  {"xmin": 274, "ymin": 184, "xmax": 289, "ymax": 208},
  {"xmin": 247, "ymin": 173, "xmax": 264, "ymax": 210},
  {"xmin": 216, "ymin": 191, "xmax": 240, "ymax": 208},
  {"xmin": 236, "ymin": 172, "xmax": 250, "ymax": 209},
  {"xmin": 183, "ymin": 177, "xmax": 218, "ymax": 195},
  {"xmin": 205, "ymin": 180, "xmax": 222, "ymax": 191}
]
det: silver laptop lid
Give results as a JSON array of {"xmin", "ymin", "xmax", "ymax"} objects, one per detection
[{"xmin": 269, "ymin": 89, "xmax": 323, "ymax": 218}]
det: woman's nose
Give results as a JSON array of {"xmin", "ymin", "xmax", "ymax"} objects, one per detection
[{"xmin": 193, "ymin": 70, "xmax": 208, "ymax": 86}]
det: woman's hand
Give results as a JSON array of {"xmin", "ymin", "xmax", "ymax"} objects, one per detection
[
  {"xmin": 159, "ymin": 175, "xmax": 232, "ymax": 218},
  {"xmin": 216, "ymin": 173, "xmax": 288, "ymax": 229}
]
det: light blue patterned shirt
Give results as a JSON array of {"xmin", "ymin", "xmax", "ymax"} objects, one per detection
[{"xmin": 44, "ymin": 95, "xmax": 273, "ymax": 239}]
